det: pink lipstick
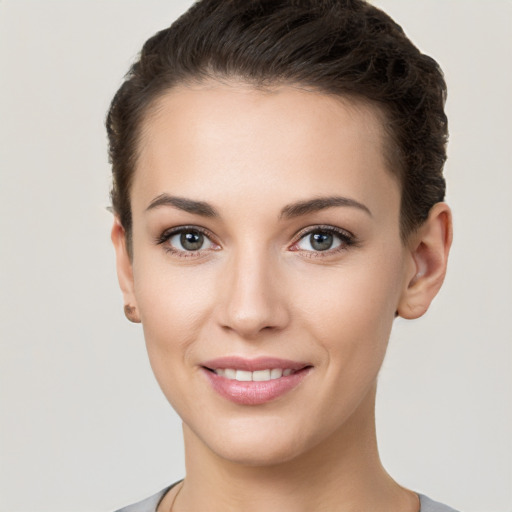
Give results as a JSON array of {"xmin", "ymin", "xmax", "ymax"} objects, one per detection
[{"xmin": 201, "ymin": 357, "xmax": 312, "ymax": 405}]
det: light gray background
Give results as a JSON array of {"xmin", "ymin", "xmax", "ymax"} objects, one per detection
[{"xmin": 1, "ymin": 1, "xmax": 511, "ymax": 511}]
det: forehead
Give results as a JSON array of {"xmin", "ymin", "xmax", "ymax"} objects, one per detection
[{"xmin": 133, "ymin": 82, "xmax": 400, "ymax": 220}]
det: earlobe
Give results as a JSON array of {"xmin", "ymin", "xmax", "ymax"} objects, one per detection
[
  {"xmin": 124, "ymin": 304, "xmax": 141, "ymax": 323},
  {"xmin": 111, "ymin": 218, "xmax": 141, "ymax": 323},
  {"xmin": 397, "ymin": 202, "xmax": 453, "ymax": 320}
]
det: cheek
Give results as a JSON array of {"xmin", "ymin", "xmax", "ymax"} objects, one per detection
[
  {"xmin": 294, "ymin": 252, "xmax": 405, "ymax": 369},
  {"xmin": 283, "ymin": 255, "xmax": 405, "ymax": 439},
  {"xmin": 132, "ymin": 255, "xmax": 217, "ymax": 375},
  {"xmin": 133, "ymin": 263, "xmax": 221, "ymax": 419}
]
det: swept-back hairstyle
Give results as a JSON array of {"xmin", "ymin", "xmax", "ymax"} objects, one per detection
[{"xmin": 107, "ymin": 0, "xmax": 448, "ymax": 252}]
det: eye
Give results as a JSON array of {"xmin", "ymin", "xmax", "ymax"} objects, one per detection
[
  {"xmin": 291, "ymin": 226, "xmax": 355, "ymax": 254},
  {"xmin": 170, "ymin": 230, "xmax": 211, "ymax": 251},
  {"xmin": 157, "ymin": 227, "xmax": 218, "ymax": 255},
  {"xmin": 298, "ymin": 231, "xmax": 340, "ymax": 251}
]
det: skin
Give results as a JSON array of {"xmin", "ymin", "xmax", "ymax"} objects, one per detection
[{"xmin": 112, "ymin": 82, "xmax": 452, "ymax": 512}]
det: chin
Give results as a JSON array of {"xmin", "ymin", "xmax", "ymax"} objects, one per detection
[
  {"xmin": 211, "ymin": 434, "xmax": 309, "ymax": 467},
  {"xmin": 187, "ymin": 412, "xmax": 327, "ymax": 468}
]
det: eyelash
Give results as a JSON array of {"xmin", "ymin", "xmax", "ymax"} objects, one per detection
[
  {"xmin": 155, "ymin": 225, "xmax": 219, "ymax": 258},
  {"xmin": 155, "ymin": 225, "xmax": 358, "ymax": 258},
  {"xmin": 289, "ymin": 225, "xmax": 358, "ymax": 258}
]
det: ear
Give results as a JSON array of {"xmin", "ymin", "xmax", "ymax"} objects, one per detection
[
  {"xmin": 397, "ymin": 202, "xmax": 453, "ymax": 320},
  {"xmin": 111, "ymin": 217, "xmax": 141, "ymax": 323}
]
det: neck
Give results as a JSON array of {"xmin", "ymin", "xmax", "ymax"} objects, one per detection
[{"xmin": 174, "ymin": 383, "xmax": 418, "ymax": 512}]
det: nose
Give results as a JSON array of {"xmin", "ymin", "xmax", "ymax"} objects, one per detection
[{"xmin": 216, "ymin": 247, "xmax": 290, "ymax": 339}]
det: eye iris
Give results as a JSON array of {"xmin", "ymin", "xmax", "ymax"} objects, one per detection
[
  {"xmin": 180, "ymin": 231, "xmax": 204, "ymax": 251},
  {"xmin": 310, "ymin": 232, "xmax": 333, "ymax": 251}
]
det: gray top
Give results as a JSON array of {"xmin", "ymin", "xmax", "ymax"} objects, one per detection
[{"xmin": 114, "ymin": 482, "xmax": 460, "ymax": 512}]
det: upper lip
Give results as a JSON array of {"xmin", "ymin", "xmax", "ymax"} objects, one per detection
[{"xmin": 201, "ymin": 356, "xmax": 311, "ymax": 372}]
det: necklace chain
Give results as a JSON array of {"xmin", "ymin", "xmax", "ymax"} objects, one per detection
[{"xmin": 168, "ymin": 481, "xmax": 183, "ymax": 512}]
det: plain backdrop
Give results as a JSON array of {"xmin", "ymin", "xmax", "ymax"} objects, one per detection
[{"xmin": 1, "ymin": 1, "xmax": 511, "ymax": 511}]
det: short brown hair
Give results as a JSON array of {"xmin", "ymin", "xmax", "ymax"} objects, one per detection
[{"xmin": 107, "ymin": 0, "xmax": 448, "ymax": 251}]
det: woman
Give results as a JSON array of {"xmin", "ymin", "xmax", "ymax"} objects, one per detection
[{"xmin": 108, "ymin": 0, "xmax": 456, "ymax": 510}]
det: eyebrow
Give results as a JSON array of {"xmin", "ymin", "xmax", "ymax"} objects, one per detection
[
  {"xmin": 279, "ymin": 196, "xmax": 372, "ymax": 219},
  {"xmin": 145, "ymin": 193, "xmax": 371, "ymax": 219},
  {"xmin": 145, "ymin": 193, "xmax": 218, "ymax": 217}
]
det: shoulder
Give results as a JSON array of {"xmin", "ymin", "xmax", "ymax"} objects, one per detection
[
  {"xmin": 113, "ymin": 483, "xmax": 179, "ymax": 512},
  {"xmin": 419, "ymin": 494, "xmax": 461, "ymax": 512},
  {"xmin": 114, "ymin": 486, "xmax": 459, "ymax": 512}
]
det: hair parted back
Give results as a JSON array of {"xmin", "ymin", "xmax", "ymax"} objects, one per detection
[{"xmin": 107, "ymin": 0, "xmax": 448, "ymax": 252}]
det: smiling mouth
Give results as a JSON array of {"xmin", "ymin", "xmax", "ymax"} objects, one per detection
[
  {"xmin": 206, "ymin": 367, "xmax": 299, "ymax": 381},
  {"xmin": 201, "ymin": 359, "xmax": 312, "ymax": 405}
]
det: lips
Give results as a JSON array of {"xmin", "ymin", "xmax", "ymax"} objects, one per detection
[{"xmin": 201, "ymin": 357, "xmax": 312, "ymax": 405}]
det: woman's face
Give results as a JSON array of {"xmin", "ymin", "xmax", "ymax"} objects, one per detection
[{"xmin": 119, "ymin": 83, "xmax": 417, "ymax": 465}]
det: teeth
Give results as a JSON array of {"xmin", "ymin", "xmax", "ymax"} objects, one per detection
[
  {"xmin": 270, "ymin": 368, "xmax": 283, "ymax": 379},
  {"xmin": 235, "ymin": 370, "xmax": 252, "ymax": 381},
  {"xmin": 252, "ymin": 369, "xmax": 270, "ymax": 381},
  {"xmin": 224, "ymin": 368, "xmax": 236, "ymax": 379},
  {"xmin": 213, "ymin": 368, "xmax": 295, "ymax": 381}
]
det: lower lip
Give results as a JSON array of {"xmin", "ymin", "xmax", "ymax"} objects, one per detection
[{"xmin": 202, "ymin": 368, "xmax": 311, "ymax": 405}]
